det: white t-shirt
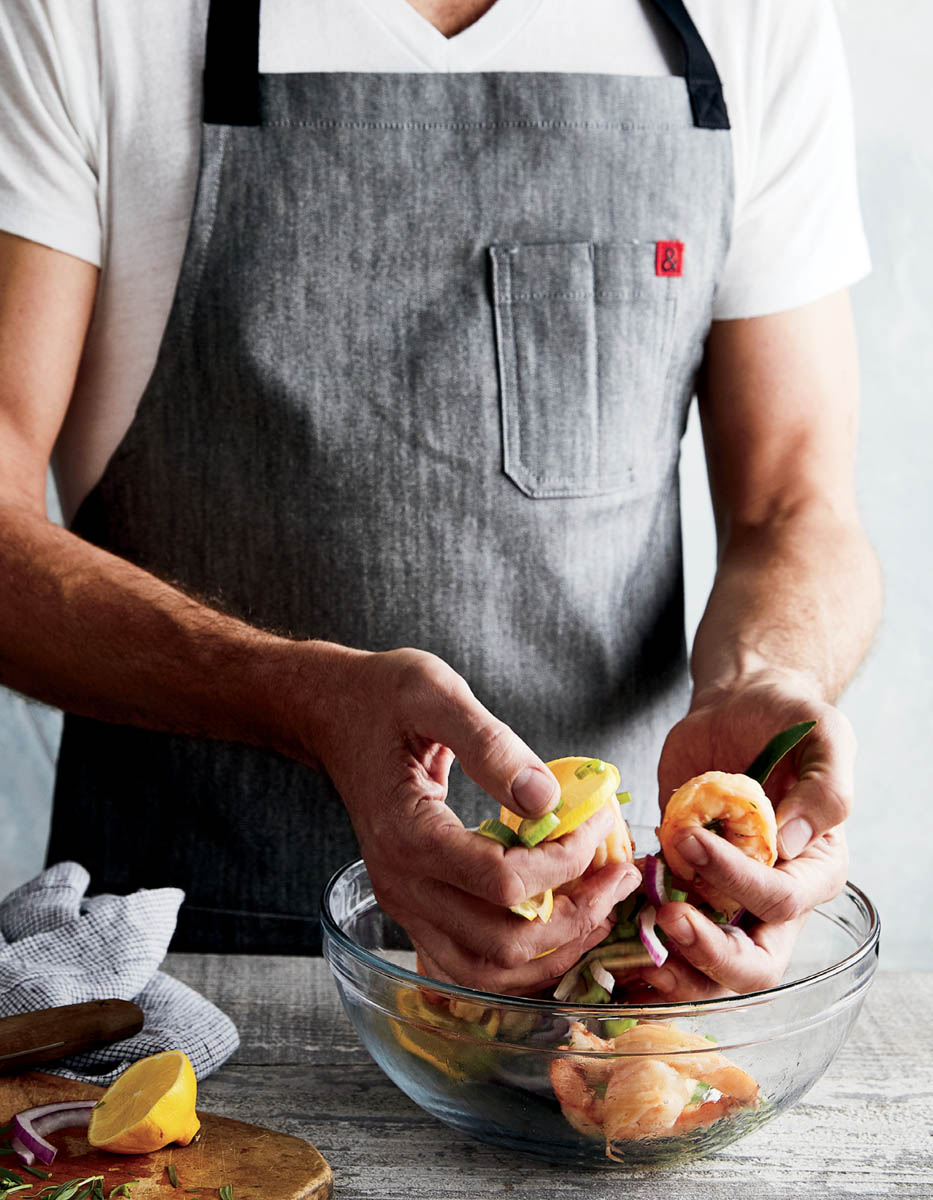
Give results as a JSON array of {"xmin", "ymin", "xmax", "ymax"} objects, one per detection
[{"xmin": 0, "ymin": 0, "xmax": 870, "ymax": 522}]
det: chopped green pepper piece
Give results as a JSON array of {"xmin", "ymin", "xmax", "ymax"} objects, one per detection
[
  {"xmin": 577, "ymin": 965, "xmax": 611, "ymax": 1004},
  {"xmin": 516, "ymin": 810, "xmax": 561, "ymax": 847},
  {"xmin": 616, "ymin": 791, "xmax": 632, "ymax": 805},
  {"xmin": 574, "ymin": 759, "xmax": 606, "ymax": 779},
  {"xmin": 603, "ymin": 1017, "xmax": 638, "ymax": 1037},
  {"xmin": 670, "ymin": 888, "xmax": 688, "ymax": 903},
  {"xmin": 612, "ymin": 920, "xmax": 637, "ymax": 940},
  {"xmin": 475, "ymin": 818, "xmax": 520, "ymax": 848}
]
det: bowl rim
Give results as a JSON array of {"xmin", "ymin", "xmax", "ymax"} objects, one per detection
[{"xmin": 320, "ymin": 857, "xmax": 881, "ymax": 1019}]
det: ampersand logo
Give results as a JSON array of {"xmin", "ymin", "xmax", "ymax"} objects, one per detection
[{"xmin": 655, "ymin": 240, "xmax": 684, "ymax": 277}]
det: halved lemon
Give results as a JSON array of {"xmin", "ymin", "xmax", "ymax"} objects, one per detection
[
  {"xmin": 500, "ymin": 756, "xmax": 621, "ymax": 842},
  {"xmin": 87, "ymin": 1050, "xmax": 200, "ymax": 1154}
]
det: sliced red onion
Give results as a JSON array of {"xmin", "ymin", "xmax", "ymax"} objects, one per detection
[
  {"xmin": 727, "ymin": 908, "xmax": 747, "ymax": 926},
  {"xmin": 642, "ymin": 854, "xmax": 670, "ymax": 908},
  {"xmin": 637, "ymin": 904, "xmax": 669, "ymax": 967},
  {"xmin": 10, "ymin": 1100, "xmax": 97, "ymax": 1166}
]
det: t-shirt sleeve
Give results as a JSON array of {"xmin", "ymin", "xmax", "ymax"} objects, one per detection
[
  {"xmin": 0, "ymin": 0, "xmax": 102, "ymax": 266},
  {"xmin": 712, "ymin": 0, "xmax": 870, "ymax": 320}
]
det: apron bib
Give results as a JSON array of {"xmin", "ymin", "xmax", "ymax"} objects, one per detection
[{"xmin": 48, "ymin": 0, "xmax": 733, "ymax": 952}]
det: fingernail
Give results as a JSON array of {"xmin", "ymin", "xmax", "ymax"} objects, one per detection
[
  {"xmin": 664, "ymin": 914, "xmax": 696, "ymax": 946},
  {"xmin": 778, "ymin": 817, "xmax": 813, "ymax": 859},
  {"xmin": 675, "ymin": 834, "xmax": 708, "ymax": 866},
  {"xmin": 511, "ymin": 766, "xmax": 558, "ymax": 815}
]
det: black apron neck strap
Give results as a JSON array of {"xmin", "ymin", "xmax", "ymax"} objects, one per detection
[
  {"xmin": 202, "ymin": 0, "xmax": 729, "ymax": 131},
  {"xmin": 648, "ymin": 0, "xmax": 730, "ymax": 129},
  {"xmin": 203, "ymin": 0, "xmax": 261, "ymax": 126}
]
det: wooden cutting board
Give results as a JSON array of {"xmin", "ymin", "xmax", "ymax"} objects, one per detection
[{"xmin": 0, "ymin": 1072, "xmax": 333, "ymax": 1199}]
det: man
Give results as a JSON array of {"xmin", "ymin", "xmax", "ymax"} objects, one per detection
[{"xmin": 0, "ymin": 0, "xmax": 881, "ymax": 999}]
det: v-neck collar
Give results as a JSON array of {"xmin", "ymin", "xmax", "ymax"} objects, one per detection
[{"xmin": 356, "ymin": 0, "xmax": 545, "ymax": 72}]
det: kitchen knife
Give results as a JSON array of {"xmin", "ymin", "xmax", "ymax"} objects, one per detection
[{"xmin": 0, "ymin": 999, "xmax": 144, "ymax": 1073}]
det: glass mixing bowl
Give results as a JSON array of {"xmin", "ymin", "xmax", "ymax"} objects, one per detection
[{"xmin": 321, "ymin": 845, "xmax": 879, "ymax": 1166}]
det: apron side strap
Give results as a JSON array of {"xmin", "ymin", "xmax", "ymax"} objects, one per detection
[
  {"xmin": 203, "ymin": 0, "xmax": 262, "ymax": 127},
  {"xmin": 649, "ymin": 0, "xmax": 730, "ymax": 130}
]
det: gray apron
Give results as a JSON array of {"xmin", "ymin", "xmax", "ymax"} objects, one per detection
[{"xmin": 47, "ymin": 0, "xmax": 734, "ymax": 952}]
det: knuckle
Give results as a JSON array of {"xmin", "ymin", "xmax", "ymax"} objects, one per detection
[
  {"xmin": 746, "ymin": 962, "xmax": 784, "ymax": 992},
  {"xmin": 483, "ymin": 932, "xmax": 527, "ymax": 970},
  {"xmin": 556, "ymin": 840, "xmax": 600, "ymax": 886},
  {"xmin": 482, "ymin": 864, "xmax": 527, "ymax": 909},
  {"xmin": 758, "ymin": 887, "xmax": 806, "ymax": 924},
  {"xmin": 822, "ymin": 780, "xmax": 853, "ymax": 826},
  {"xmin": 470, "ymin": 718, "xmax": 511, "ymax": 767},
  {"xmin": 390, "ymin": 648, "xmax": 459, "ymax": 705},
  {"xmin": 754, "ymin": 872, "xmax": 807, "ymax": 923},
  {"xmin": 693, "ymin": 941, "xmax": 733, "ymax": 981}
]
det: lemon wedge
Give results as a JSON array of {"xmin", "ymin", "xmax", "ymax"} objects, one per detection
[
  {"xmin": 87, "ymin": 1050, "xmax": 200, "ymax": 1155},
  {"xmin": 509, "ymin": 888, "xmax": 554, "ymax": 923}
]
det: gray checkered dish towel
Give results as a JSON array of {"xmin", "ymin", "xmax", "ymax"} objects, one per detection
[{"xmin": 0, "ymin": 861, "xmax": 239, "ymax": 1084}]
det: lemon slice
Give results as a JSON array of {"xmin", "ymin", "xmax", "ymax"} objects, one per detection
[
  {"xmin": 509, "ymin": 888, "xmax": 554, "ymax": 923},
  {"xmin": 500, "ymin": 756, "xmax": 621, "ymax": 842},
  {"xmin": 389, "ymin": 989, "xmax": 495, "ymax": 1081},
  {"xmin": 87, "ymin": 1050, "xmax": 200, "ymax": 1154}
]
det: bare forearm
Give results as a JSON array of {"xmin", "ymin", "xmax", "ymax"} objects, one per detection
[
  {"xmin": 0, "ymin": 501, "xmax": 344, "ymax": 762},
  {"xmin": 690, "ymin": 500, "xmax": 882, "ymax": 704}
]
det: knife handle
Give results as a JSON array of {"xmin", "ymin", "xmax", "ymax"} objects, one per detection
[{"xmin": 0, "ymin": 998, "xmax": 144, "ymax": 1074}]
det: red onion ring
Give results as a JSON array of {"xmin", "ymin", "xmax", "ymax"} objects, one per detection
[
  {"xmin": 10, "ymin": 1100, "xmax": 97, "ymax": 1166},
  {"xmin": 637, "ymin": 904, "xmax": 669, "ymax": 968}
]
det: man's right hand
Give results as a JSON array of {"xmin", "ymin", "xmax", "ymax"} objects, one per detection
[
  {"xmin": 0, "ymin": 232, "xmax": 639, "ymax": 993},
  {"xmin": 301, "ymin": 644, "xmax": 641, "ymax": 993}
]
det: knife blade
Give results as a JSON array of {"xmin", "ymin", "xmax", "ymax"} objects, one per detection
[{"xmin": 0, "ymin": 999, "xmax": 144, "ymax": 1073}]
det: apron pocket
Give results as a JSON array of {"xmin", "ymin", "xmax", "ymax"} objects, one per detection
[{"xmin": 490, "ymin": 240, "xmax": 679, "ymax": 499}]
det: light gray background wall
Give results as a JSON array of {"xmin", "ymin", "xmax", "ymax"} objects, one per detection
[{"xmin": 0, "ymin": 1, "xmax": 929, "ymax": 966}]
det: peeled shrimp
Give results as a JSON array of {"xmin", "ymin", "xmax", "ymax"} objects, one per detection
[
  {"xmin": 548, "ymin": 1056, "xmax": 608, "ymax": 1140},
  {"xmin": 603, "ymin": 1058, "xmax": 695, "ymax": 1143},
  {"xmin": 659, "ymin": 770, "xmax": 777, "ymax": 914},
  {"xmin": 608, "ymin": 1021, "xmax": 760, "ymax": 1106},
  {"xmin": 550, "ymin": 1021, "xmax": 759, "ymax": 1150}
]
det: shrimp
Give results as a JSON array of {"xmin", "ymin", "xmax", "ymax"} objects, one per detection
[
  {"xmin": 549, "ymin": 1023, "xmax": 612, "ymax": 1139},
  {"xmin": 550, "ymin": 1021, "xmax": 760, "ymax": 1150},
  {"xmin": 608, "ymin": 1021, "xmax": 760, "ymax": 1106},
  {"xmin": 549, "ymin": 1057, "xmax": 607, "ymax": 1139},
  {"xmin": 603, "ymin": 1058, "xmax": 695, "ymax": 1144},
  {"xmin": 658, "ymin": 770, "xmax": 777, "ymax": 914}
]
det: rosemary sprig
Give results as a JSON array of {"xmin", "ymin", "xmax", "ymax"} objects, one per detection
[
  {"xmin": 43, "ymin": 1175, "xmax": 104, "ymax": 1200},
  {"xmin": 166, "ymin": 1166, "xmax": 179, "ymax": 1189}
]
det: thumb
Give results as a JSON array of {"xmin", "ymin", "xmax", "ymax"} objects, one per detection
[{"xmin": 419, "ymin": 671, "xmax": 559, "ymax": 818}]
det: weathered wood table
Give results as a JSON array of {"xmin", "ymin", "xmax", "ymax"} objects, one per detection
[{"xmin": 165, "ymin": 956, "xmax": 932, "ymax": 1200}]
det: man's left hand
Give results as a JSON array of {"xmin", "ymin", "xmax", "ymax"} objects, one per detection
[{"xmin": 635, "ymin": 671, "xmax": 853, "ymax": 1000}]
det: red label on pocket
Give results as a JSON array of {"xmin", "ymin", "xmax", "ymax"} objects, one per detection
[{"xmin": 656, "ymin": 241, "xmax": 684, "ymax": 277}]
